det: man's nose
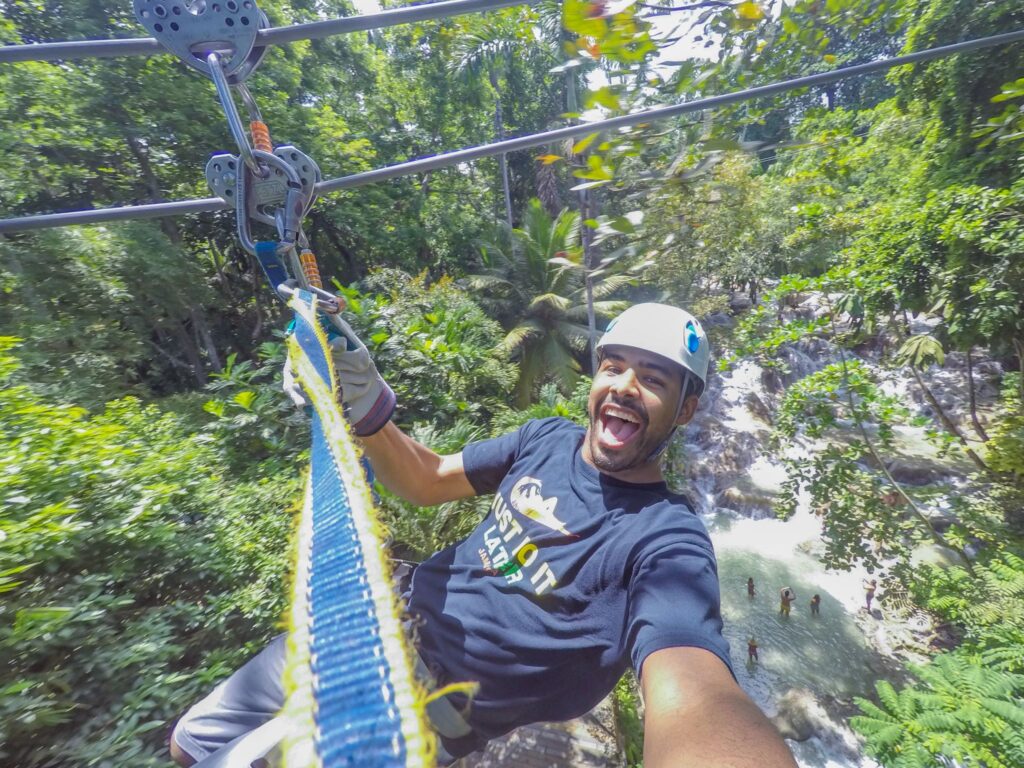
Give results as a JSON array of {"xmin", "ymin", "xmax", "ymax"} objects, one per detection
[{"xmin": 611, "ymin": 367, "xmax": 640, "ymax": 397}]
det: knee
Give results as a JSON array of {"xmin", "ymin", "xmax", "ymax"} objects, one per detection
[
  {"xmin": 169, "ymin": 715, "xmax": 199, "ymax": 767},
  {"xmin": 169, "ymin": 736, "xmax": 195, "ymax": 767}
]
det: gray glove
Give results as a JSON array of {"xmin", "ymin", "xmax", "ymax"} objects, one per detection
[{"xmin": 284, "ymin": 319, "xmax": 396, "ymax": 437}]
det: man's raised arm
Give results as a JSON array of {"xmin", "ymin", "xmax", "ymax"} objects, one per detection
[
  {"xmin": 640, "ymin": 647, "xmax": 797, "ymax": 768},
  {"xmin": 284, "ymin": 316, "xmax": 477, "ymax": 508},
  {"xmin": 359, "ymin": 422, "xmax": 476, "ymax": 507}
]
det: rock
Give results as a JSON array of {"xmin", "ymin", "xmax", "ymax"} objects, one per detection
[
  {"xmin": 743, "ymin": 391, "xmax": 773, "ymax": 424},
  {"xmin": 770, "ymin": 689, "xmax": 822, "ymax": 742},
  {"xmin": 883, "ymin": 458, "xmax": 945, "ymax": 486},
  {"xmin": 762, "ymin": 367, "xmax": 784, "ymax": 395},
  {"xmin": 729, "ymin": 292, "xmax": 753, "ymax": 313},
  {"xmin": 702, "ymin": 311, "xmax": 735, "ymax": 329}
]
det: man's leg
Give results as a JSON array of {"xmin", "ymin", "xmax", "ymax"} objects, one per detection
[{"xmin": 171, "ymin": 634, "xmax": 287, "ymax": 766}]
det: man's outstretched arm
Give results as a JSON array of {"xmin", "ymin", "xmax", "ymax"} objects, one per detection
[
  {"xmin": 640, "ymin": 646, "xmax": 797, "ymax": 768},
  {"xmin": 359, "ymin": 421, "xmax": 476, "ymax": 507}
]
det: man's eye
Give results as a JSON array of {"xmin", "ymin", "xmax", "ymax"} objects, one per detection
[{"xmin": 645, "ymin": 377, "xmax": 664, "ymax": 387}]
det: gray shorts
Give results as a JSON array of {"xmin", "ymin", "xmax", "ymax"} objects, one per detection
[{"xmin": 172, "ymin": 632, "xmax": 468, "ymax": 767}]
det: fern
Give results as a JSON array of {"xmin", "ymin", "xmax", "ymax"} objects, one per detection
[{"xmin": 853, "ymin": 652, "xmax": 1024, "ymax": 768}]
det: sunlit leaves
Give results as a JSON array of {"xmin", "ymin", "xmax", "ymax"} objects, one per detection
[{"xmin": 896, "ymin": 334, "xmax": 945, "ymax": 369}]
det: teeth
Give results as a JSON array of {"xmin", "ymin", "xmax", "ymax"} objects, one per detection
[{"xmin": 603, "ymin": 406, "xmax": 639, "ymax": 423}]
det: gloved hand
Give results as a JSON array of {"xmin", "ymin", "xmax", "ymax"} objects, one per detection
[{"xmin": 283, "ymin": 318, "xmax": 396, "ymax": 437}]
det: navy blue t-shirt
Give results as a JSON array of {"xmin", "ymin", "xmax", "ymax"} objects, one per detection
[{"xmin": 407, "ymin": 417, "xmax": 730, "ymax": 755}]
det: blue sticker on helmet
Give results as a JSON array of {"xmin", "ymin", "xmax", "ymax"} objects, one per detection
[{"xmin": 686, "ymin": 321, "xmax": 700, "ymax": 354}]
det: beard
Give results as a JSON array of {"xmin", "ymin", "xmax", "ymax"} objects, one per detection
[{"xmin": 586, "ymin": 394, "xmax": 673, "ymax": 474}]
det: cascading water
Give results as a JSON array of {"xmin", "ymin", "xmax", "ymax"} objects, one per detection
[{"xmin": 675, "ymin": 299, "xmax": 997, "ymax": 767}]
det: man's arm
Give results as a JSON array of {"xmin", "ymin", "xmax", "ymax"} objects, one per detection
[
  {"xmin": 640, "ymin": 646, "xmax": 797, "ymax": 768},
  {"xmin": 359, "ymin": 421, "xmax": 476, "ymax": 507}
]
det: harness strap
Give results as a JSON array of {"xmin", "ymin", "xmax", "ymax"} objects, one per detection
[{"xmin": 253, "ymin": 240, "xmax": 290, "ymax": 295}]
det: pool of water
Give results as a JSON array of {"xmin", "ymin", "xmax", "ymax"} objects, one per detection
[{"xmin": 702, "ymin": 511, "xmax": 889, "ymax": 767}]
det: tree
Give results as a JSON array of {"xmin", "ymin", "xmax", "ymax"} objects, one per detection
[
  {"xmin": 470, "ymin": 199, "xmax": 630, "ymax": 407},
  {"xmin": 450, "ymin": 9, "xmax": 538, "ymax": 231}
]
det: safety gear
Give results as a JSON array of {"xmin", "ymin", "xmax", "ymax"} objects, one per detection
[
  {"xmin": 284, "ymin": 325, "xmax": 396, "ymax": 437},
  {"xmin": 595, "ymin": 303, "xmax": 709, "ymax": 398}
]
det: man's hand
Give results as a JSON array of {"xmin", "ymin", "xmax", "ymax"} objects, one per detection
[
  {"xmin": 284, "ymin": 318, "xmax": 396, "ymax": 437},
  {"xmin": 640, "ymin": 647, "xmax": 797, "ymax": 768}
]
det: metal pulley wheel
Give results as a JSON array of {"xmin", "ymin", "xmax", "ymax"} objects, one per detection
[{"xmin": 133, "ymin": 0, "xmax": 263, "ymax": 80}]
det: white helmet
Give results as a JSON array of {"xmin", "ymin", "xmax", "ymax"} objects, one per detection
[{"xmin": 595, "ymin": 303, "xmax": 709, "ymax": 398}]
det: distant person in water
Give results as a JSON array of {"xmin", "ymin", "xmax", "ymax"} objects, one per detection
[
  {"xmin": 779, "ymin": 587, "xmax": 796, "ymax": 617},
  {"xmin": 864, "ymin": 579, "xmax": 878, "ymax": 612},
  {"xmin": 747, "ymin": 577, "xmax": 755, "ymax": 598},
  {"xmin": 747, "ymin": 637, "xmax": 759, "ymax": 663},
  {"xmin": 810, "ymin": 594, "xmax": 821, "ymax": 616}
]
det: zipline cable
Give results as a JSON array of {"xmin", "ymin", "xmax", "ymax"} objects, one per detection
[
  {"xmin": 0, "ymin": 0, "xmax": 541, "ymax": 64},
  {"xmin": 2, "ymin": 27, "xmax": 1023, "ymax": 235}
]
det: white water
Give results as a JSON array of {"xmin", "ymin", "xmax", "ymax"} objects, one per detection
[{"xmin": 673, "ymin": 304, "xmax": 993, "ymax": 767}]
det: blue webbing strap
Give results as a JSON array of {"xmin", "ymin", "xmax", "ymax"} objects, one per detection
[
  {"xmin": 288, "ymin": 290, "xmax": 427, "ymax": 767},
  {"xmin": 254, "ymin": 240, "xmax": 291, "ymax": 295},
  {"xmin": 307, "ymin": 411, "xmax": 408, "ymax": 765}
]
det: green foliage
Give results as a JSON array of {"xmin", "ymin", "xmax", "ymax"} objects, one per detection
[
  {"xmin": 339, "ymin": 268, "xmax": 518, "ymax": 430},
  {"xmin": 852, "ymin": 653, "xmax": 1024, "ymax": 768},
  {"xmin": 0, "ymin": 338, "xmax": 298, "ymax": 766},
  {"xmin": 913, "ymin": 549, "xmax": 1024, "ymax": 664},
  {"xmin": 202, "ymin": 342, "xmax": 310, "ymax": 471},
  {"xmin": 612, "ymin": 672, "xmax": 644, "ymax": 768},
  {"xmin": 471, "ymin": 199, "xmax": 632, "ymax": 406}
]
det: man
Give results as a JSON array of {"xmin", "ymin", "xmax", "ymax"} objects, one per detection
[
  {"xmin": 171, "ymin": 303, "xmax": 796, "ymax": 768},
  {"xmin": 779, "ymin": 587, "xmax": 796, "ymax": 617},
  {"xmin": 864, "ymin": 578, "xmax": 878, "ymax": 612},
  {"xmin": 810, "ymin": 593, "xmax": 821, "ymax": 616}
]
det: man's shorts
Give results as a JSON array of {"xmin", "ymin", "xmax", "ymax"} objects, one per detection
[{"xmin": 171, "ymin": 635, "xmax": 289, "ymax": 767}]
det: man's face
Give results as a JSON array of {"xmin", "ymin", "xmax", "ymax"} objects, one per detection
[{"xmin": 583, "ymin": 345, "xmax": 693, "ymax": 477}]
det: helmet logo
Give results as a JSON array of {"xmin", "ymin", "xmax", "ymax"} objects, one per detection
[{"xmin": 686, "ymin": 321, "xmax": 700, "ymax": 354}]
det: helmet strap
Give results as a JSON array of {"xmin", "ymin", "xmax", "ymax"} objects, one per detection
[{"xmin": 644, "ymin": 371, "xmax": 694, "ymax": 463}]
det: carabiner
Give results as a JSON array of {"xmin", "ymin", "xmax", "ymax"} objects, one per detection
[{"xmin": 208, "ymin": 52, "xmax": 264, "ymax": 178}]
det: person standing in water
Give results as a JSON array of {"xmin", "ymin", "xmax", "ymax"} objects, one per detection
[
  {"xmin": 864, "ymin": 579, "xmax": 878, "ymax": 612},
  {"xmin": 810, "ymin": 594, "xmax": 821, "ymax": 616},
  {"xmin": 747, "ymin": 637, "xmax": 759, "ymax": 663},
  {"xmin": 779, "ymin": 587, "xmax": 795, "ymax": 617},
  {"xmin": 747, "ymin": 577, "xmax": 755, "ymax": 599}
]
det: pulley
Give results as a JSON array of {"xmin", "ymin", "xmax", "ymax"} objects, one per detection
[
  {"xmin": 205, "ymin": 146, "xmax": 320, "ymax": 227},
  {"xmin": 133, "ymin": 0, "xmax": 266, "ymax": 81}
]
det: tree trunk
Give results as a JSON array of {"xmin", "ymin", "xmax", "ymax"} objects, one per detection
[
  {"xmin": 966, "ymin": 348, "xmax": 990, "ymax": 443},
  {"xmin": 190, "ymin": 306, "xmax": 222, "ymax": 373},
  {"xmin": 1015, "ymin": 337, "xmax": 1024, "ymax": 403},
  {"xmin": 565, "ymin": 70, "xmax": 599, "ymax": 374},
  {"xmin": 168, "ymin": 320, "xmax": 207, "ymax": 389},
  {"xmin": 909, "ymin": 366, "xmax": 989, "ymax": 474},
  {"xmin": 490, "ymin": 68, "xmax": 514, "ymax": 232}
]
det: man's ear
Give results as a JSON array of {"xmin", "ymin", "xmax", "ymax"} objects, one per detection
[{"xmin": 675, "ymin": 395, "xmax": 700, "ymax": 426}]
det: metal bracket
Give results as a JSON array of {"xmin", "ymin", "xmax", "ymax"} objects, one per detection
[
  {"xmin": 206, "ymin": 146, "xmax": 320, "ymax": 224},
  {"xmin": 133, "ymin": 0, "xmax": 262, "ymax": 79}
]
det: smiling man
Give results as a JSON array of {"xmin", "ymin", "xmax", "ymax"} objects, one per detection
[{"xmin": 171, "ymin": 303, "xmax": 796, "ymax": 768}]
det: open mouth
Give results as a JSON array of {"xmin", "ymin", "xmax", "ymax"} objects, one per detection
[{"xmin": 597, "ymin": 402, "xmax": 645, "ymax": 449}]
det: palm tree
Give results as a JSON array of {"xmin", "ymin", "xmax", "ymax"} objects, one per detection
[
  {"xmin": 450, "ymin": 10, "xmax": 532, "ymax": 231},
  {"xmin": 469, "ymin": 199, "xmax": 633, "ymax": 408}
]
